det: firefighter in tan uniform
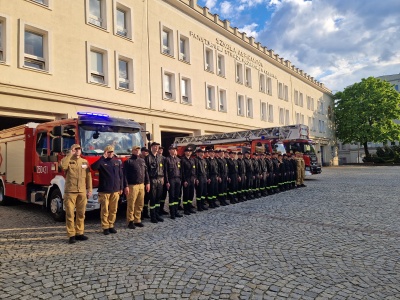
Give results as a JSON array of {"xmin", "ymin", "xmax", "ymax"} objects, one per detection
[
  {"xmin": 61, "ymin": 144, "xmax": 92, "ymax": 244},
  {"xmin": 295, "ymin": 151, "xmax": 306, "ymax": 187}
]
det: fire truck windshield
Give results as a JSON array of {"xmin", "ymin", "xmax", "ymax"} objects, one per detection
[
  {"xmin": 79, "ymin": 127, "xmax": 143, "ymax": 155},
  {"xmin": 285, "ymin": 142, "xmax": 315, "ymax": 154}
]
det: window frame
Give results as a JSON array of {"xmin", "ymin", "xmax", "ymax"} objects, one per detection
[
  {"xmin": 268, "ymin": 104, "xmax": 274, "ymax": 122},
  {"xmin": 0, "ymin": 14, "xmax": 11, "ymax": 65},
  {"xmin": 86, "ymin": 0, "xmax": 108, "ymax": 31},
  {"xmin": 245, "ymin": 67, "xmax": 252, "ymax": 88},
  {"xmin": 235, "ymin": 61, "xmax": 244, "ymax": 84},
  {"xmin": 205, "ymin": 83, "xmax": 216, "ymax": 110},
  {"xmin": 246, "ymin": 97, "xmax": 253, "ymax": 118},
  {"xmin": 162, "ymin": 68, "xmax": 176, "ymax": 101},
  {"xmin": 115, "ymin": 51, "xmax": 134, "ymax": 92},
  {"xmin": 19, "ymin": 20, "xmax": 52, "ymax": 73},
  {"xmin": 204, "ymin": 46, "xmax": 214, "ymax": 73},
  {"xmin": 279, "ymin": 107, "xmax": 284, "ymax": 125},
  {"xmin": 259, "ymin": 73, "xmax": 266, "ymax": 93},
  {"xmin": 113, "ymin": 1, "xmax": 133, "ymax": 40},
  {"xmin": 25, "ymin": 0, "xmax": 52, "ymax": 9},
  {"xmin": 294, "ymin": 90, "xmax": 299, "ymax": 105},
  {"xmin": 285, "ymin": 109, "xmax": 289, "ymax": 125},
  {"xmin": 237, "ymin": 94, "xmax": 245, "ymax": 116},
  {"xmin": 160, "ymin": 23, "xmax": 174, "ymax": 57},
  {"xmin": 86, "ymin": 42, "xmax": 110, "ymax": 86},
  {"xmin": 260, "ymin": 101, "xmax": 267, "ymax": 121},
  {"xmin": 179, "ymin": 74, "xmax": 192, "ymax": 105},
  {"xmin": 299, "ymin": 92, "xmax": 304, "ymax": 107},
  {"xmin": 218, "ymin": 87, "xmax": 227, "ymax": 112},
  {"xmin": 266, "ymin": 77, "xmax": 272, "ymax": 95},
  {"xmin": 178, "ymin": 32, "xmax": 190, "ymax": 63},
  {"xmin": 217, "ymin": 53, "xmax": 225, "ymax": 77}
]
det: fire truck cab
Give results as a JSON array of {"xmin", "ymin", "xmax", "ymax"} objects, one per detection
[{"xmin": 0, "ymin": 112, "xmax": 144, "ymax": 221}]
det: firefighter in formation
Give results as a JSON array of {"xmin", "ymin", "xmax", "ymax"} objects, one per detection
[{"xmin": 63, "ymin": 142, "xmax": 307, "ymax": 243}]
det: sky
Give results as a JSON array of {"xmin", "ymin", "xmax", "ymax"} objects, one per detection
[{"xmin": 198, "ymin": 0, "xmax": 400, "ymax": 92}]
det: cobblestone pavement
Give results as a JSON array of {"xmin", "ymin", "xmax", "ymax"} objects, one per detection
[{"xmin": 1, "ymin": 166, "xmax": 400, "ymax": 300}]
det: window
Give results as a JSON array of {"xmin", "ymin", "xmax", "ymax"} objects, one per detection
[
  {"xmin": 163, "ymin": 70, "xmax": 175, "ymax": 100},
  {"xmin": 237, "ymin": 94, "xmax": 244, "ymax": 116},
  {"xmin": 285, "ymin": 109, "xmax": 289, "ymax": 125},
  {"xmin": 217, "ymin": 54, "xmax": 225, "ymax": 77},
  {"xmin": 261, "ymin": 102, "xmax": 267, "ymax": 121},
  {"xmin": 218, "ymin": 88, "xmax": 227, "ymax": 112},
  {"xmin": 259, "ymin": 74, "xmax": 266, "ymax": 93},
  {"xmin": 20, "ymin": 21, "xmax": 51, "ymax": 72},
  {"xmin": 278, "ymin": 82, "xmax": 283, "ymax": 99},
  {"xmin": 161, "ymin": 24, "xmax": 174, "ymax": 56},
  {"xmin": 90, "ymin": 51, "xmax": 105, "ymax": 84},
  {"xmin": 320, "ymin": 99, "xmax": 324, "ymax": 114},
  {"xmin": 268, "ymin": 104, "xmax": 274, "ymax": 122},
  {"xmin": 284, "ymin": 85, "xmax": 289, "ymax": 101},
  {"xmin": 246, "ymin": 97, "xmax": 253, "ymax": 118},
  {"xmin": 206, "ymin": 84, "xmax": 215, "ymax": 110},
  {"xmin": 307, "ymin": 96, "xmax": 311, "ymax": 110},
  {"xmin": 236, "ymin": 62, "xmax": 243, "ymax": 84},
  {"xmin": 300, "ymin": 114, "xmax": 304, "ymax": 124},
  {"xmin": 279, "ymin": 108, "xmax": 284, "ymax": 125},
  {"xmin": 245, "ymin": 67, "xmax": 252, "ymax": 87},
  {"xmin": 87, "ymin": 0, "xmax": 107, "ymax": 29},
  {"xmin": 319, "ymin": 120, "xmax": 325, "ymax": 133},
  {"xmin": 299, "ymin": 93, "xmax": 304, "ymax": 107},
  {"xmin": 294, "ymin": 90, "xmax": 299, "ymax": 105},
  {"xmin": 115, "ymin": 53, "xmax": 134, "ymax": 91},
  {"xmin": 179, "ymin": 34, "xmax": 190, "ymax": 62},
  {"xmin": 295, "ymin": 112, "xmax": 300, "ymax": 124},
  {"xmin": 114, "ymin": 2, "xmax": 132, "ymax": 39},
  {"xmin": 204, "ymin": 47, "xmax": 214, "ymax": 72},
  {"xmin": 266, "ymin": 77, "xmax": 272, "ymax": 95},
  {"xmin": 0, "ymin": 18, "xmax": 5, "ymax": 62},
  {"xmin": 180, "ymin": 76, "xmax": 191, "ymax": 104},
  {"xmin": 313, "ymin": 117, "xmax": 317, "ymax": 132},
  {"xmin": 311, "ymin": 98, "xmax": 314, "ymax": 110},
  {"xmin": 28, "ymin": 0, "xmax": 51, "ymax": 7},
  {"xmin": 308, "ymin": 117, "xmax": 312, "ymax": 129}
]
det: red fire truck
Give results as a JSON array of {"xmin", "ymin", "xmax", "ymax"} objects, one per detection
[
  {"xmin": 0, "ymin": 112, "xmax": 145, "ymax": 221},
  {"xmin": 173, "ymin": 124, "xmax": 321, "ymax": 176}
]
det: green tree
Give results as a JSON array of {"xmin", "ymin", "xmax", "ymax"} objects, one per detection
[{"xmin": 334, "ymin": 77, "xmax": 400, "ymax": 157}]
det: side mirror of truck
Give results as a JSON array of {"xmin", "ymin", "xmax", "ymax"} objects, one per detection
[
  {"xmin": 52, "ymin": 137, "xmax": 63, "ymax": 153},
  {"xmin": 52, "ymin": 126, "xmax": 62, "ymax": 137},
  {"xmin": 146, "ymin": 132, "xmax": 152, "ymax": 141}
]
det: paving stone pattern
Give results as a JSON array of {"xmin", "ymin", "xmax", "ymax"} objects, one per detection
[{"xmin": 1, "ymin": 166, "xmax": 400, "ymax": 299}]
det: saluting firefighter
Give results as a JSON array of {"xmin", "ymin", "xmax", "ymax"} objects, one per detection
[
  {"xmin": 91, "ymin": 145, "xmax": 124, "ymax": 235},
  {"xmin": 216, "ymin": 150, "xmax": 229, "ymax": 206},
  {"xmin": 194, "ymin": 148, "xmax": 209, "ymax": 211},
  {"xmin": 124, "ymin": 146, "xmax": 150, "ymax": 229},
  {"xmin": 295, "ymin": 151, "xmax": 306, "ymax": 187},
  {"xmin": 61, "ymin": 144, "xmax": 92, "ymax": 244},
  {"xmin": 164, "ymin": 145, "xmax": 183, "ymax": 219},
  {"xmin": 206, "ymin": 149, "xmax": 220, "ymax": 208},
  {"xmin": 180, "ymin": 147, "xmax": 197, "ymax": 215},
  {"xmin": 145, "ymin": 142, "xmax": 165, "ymax": 223}
]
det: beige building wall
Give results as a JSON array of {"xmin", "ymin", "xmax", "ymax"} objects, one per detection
[{"xmin": 0, "ymin": 0, "xmax": 337, "ymax": 165}]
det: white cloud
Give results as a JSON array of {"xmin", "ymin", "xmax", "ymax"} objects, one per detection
[
  {"xmin": 239, "ymin": 23, "xmax": 259, "ymax": 38},
  {"xmin": 220, "ymin": 1, "xmax": 233, "ymax": 17},
  {"xmin": 205, "ymin": 0, "xmax": 218, "ymax": 10}
]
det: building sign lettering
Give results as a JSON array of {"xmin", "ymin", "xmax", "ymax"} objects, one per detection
[{"xmin": 190, "ymin": 31, "xmax": 277, "ymax": 79}]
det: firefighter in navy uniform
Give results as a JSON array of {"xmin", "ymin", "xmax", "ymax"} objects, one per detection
[
  {"xmin": 158, "ymin": 146, "xmax": 169, "ymax": 216},
  {"xmin": 252, "ymin": 153, "xmax": 261, "ymax": 198},
  {"xmin": 140, "ymin": 147, "xmax": 150, "ymax": 219},
  {"xmin": 265, "ymin": 153, "xmax": 274, "ymax": 194},
  {"xmin": 227, "ymin": 151, "xmax": 239, "ymax": 204},
  {"xmin": 243, "ymin": 151, "xmax": 254, "ymax": 199},
  {"xmin": 216, "ymin": 150, "xmax": 229, "ymax": 206},
  {"xmin": 283, "ymin": 154, "xmax": 292, "ymax": 190},
  {"xmin": 259, "ymin": 152, "xmax": 268, "ymax": 197},
  {"xmin": 164, "ymin": 145, "xmax": 183, "ymax": 219},
  {"xmin": 236, "ymin": 152, "xmax": 246, "ymax": 201},
  {"xmin": 145, "ymin": 142, "xmax": 165, "ymax": 223},
  {"xmin": 278, "ymin": 153, "xmax": 287, "ymax": 191},
  {"xmin": 272, "ymin": 152, "xmax": 280, "ymax": 193},
  {"xmin": 290, "ymin": 154, "xmax": 298, "ymax": 188},
  {"xmin": 206, "ymin": 149, "xmax": 220, "ymax": 208},
  {"xmin": 180, "ymin": 147, "xmax": 197, "ymax": 215},
  {"xmin": 194, "ymin": 148, "xmax": 209, "ymax": 211}
]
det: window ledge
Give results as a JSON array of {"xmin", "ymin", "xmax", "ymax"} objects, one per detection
[
  {"xmin": 89, "ymin": 81, "xmax": 110, "ymax": 88},
  {"xmin": 161, "ymin": 52, "xmax": 175, "ymax": 59},
  {"xmin": 21, "ymin": 65, "xmax": 51, "ymax": 75},
  {"xmin": 86, "ymin": 22, "xmax": 109, "ymax": 33},
  {"xmin": 206, "ymin": 108, "xmax": 216, "ymax": 111},
  {"xmin": 25, "ymin": 0, "xmax": 52, "ymax": 10},
  {"xmin": 115, "ymin": 33, "xmax": 133, "ymax": 42},
  {"xmin": 217, "ymin": 74, "xmax": 226, "ymax": 79},
  {"xmin": 0, "ymin": 61, "xmax": 10, "ymax": 67},
  {"xmin": 204, "ymin": 69, "xmax": 214, "ymax": 74},
  {"xmin": 181, "ymin": 101, "xmax": 192, "ymax": 106},
  {"xmin": 218, "ymin": 110, "xmax": 227, "ymax": 113},
  {"xmin": 163, "ymin": 97, "xmax": 176, "ymax": 102},
  {"xmin": 179, "ymin": 59, "xmax": 191, "ymax": 65},
  {"xmin": 117, "ymin": 87, "xmax": 135, "ymax": 93}
]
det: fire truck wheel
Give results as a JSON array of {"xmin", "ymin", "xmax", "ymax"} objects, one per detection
[
  {"xmin": 49, "ymin": 189, "xmax": 65, "ymax": 222},
  {"xmin": 0, "ymin": 182, "xmax": 12, "ymax": 206}
]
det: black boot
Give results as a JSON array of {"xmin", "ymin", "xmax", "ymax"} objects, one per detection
[
  {"xmin": 150, "ymin": 209, "xmax": 158, "ymax": 223},
  {"xmin": 170, "ymin": 206, "xmax": 176, "ymax": 219},
  {"xmin": 201, "ymin": 199, "xmax": 208, "ymax": 210},
  {"xmin": 175, "ymin": 206, "xmax": 183, "ymax": 218},
  {"xmin": 142, "ymin": 206, "xmax": 150, "ymax": 219},
  {"xmin": 214, "ymin": 199, "xmax": 220, "ymax": 208},
  {"xmin": 156, "ymin": 207, "xmax": 164, "ymax": 222}
]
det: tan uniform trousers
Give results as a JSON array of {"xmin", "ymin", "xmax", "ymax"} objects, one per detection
[
  {"xmin": 64, "ymin": 192, "xmax": 87, "ymax": 237},
  {"xmin": 126, "ymin": 184, "xmax": 145, "ymax": 223},
  {"xmin": 99, "ymin": 192, "xmax": 120, "ymax": 229}
]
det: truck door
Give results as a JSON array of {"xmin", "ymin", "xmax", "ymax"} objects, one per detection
[{"xmin": 33, "ymin": 131, "xmax": 54, "ymax": 185}]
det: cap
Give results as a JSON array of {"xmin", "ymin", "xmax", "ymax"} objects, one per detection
[
  {"xmin": 228, "ymin": 151, "xmax": 236, "ymax": 155},
  {"xmin": 70, "ymin": 144, "xmax": 81, "ymax": 150},
  {"xmin": 168, "ymin": 145, "xmax": 177, "ymax": 150},
  {"xmin": 244, "ymin": 151, "xmax": 250, "ymax": 154},
  {"xmin": 208, "ymin": 149, "xmax": 215, "ymax": 152},
  {"xmin": 196, "ymin": 148, "xmax": 204, "ymax": 153},
  {"xmin": 184, "ymin": 147, "xmax": 193, "ymax": 152},
  {"xmin": 104, "ymin": 145, "xmax": 115, "ymax": 152},
  {"xmin": 266, "ymin": 152, "xmax": 271, "ymax": 155},
  {"xmin": 283, "ymin": 154, "xmax": 287, "ymax": 157},
  {"xmin": 132, "ymin": 146, "xmax": 141, "ymax": 150},
  {"xmin": 150, "ymin": 142, "xmax": 160, "ymax": 147},
  {"xmin": 237, "ymin": 152, "xmax": 243, "ymax": 155},
  {"xmin": 141, "ymin": 147, "xmax": 149, "ymax": 152},
  {"xmin": 252, "ymin": 152, "xmax": 258, "ymax": 156},
  {"xmin": 215, "ymin": 149, "xmax": 221, "ymax": 153}
]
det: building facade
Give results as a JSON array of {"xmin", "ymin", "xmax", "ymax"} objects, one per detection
[{"xmin": 0, "ymin": 0, "xmax": 336, "ymax": 165}]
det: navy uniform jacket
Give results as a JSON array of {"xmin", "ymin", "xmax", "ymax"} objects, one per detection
[{"xmin": 91, "ymin": 156, "xmax": 124, "ymax": 193}]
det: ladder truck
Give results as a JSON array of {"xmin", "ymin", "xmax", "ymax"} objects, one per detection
[
  {"xmin": 173, "ymin": 124, "xmax": 321, "ymax": 176},
  {"xmin": 0, "ymin": 112, "xmax": 146, "ymax": 221}
]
